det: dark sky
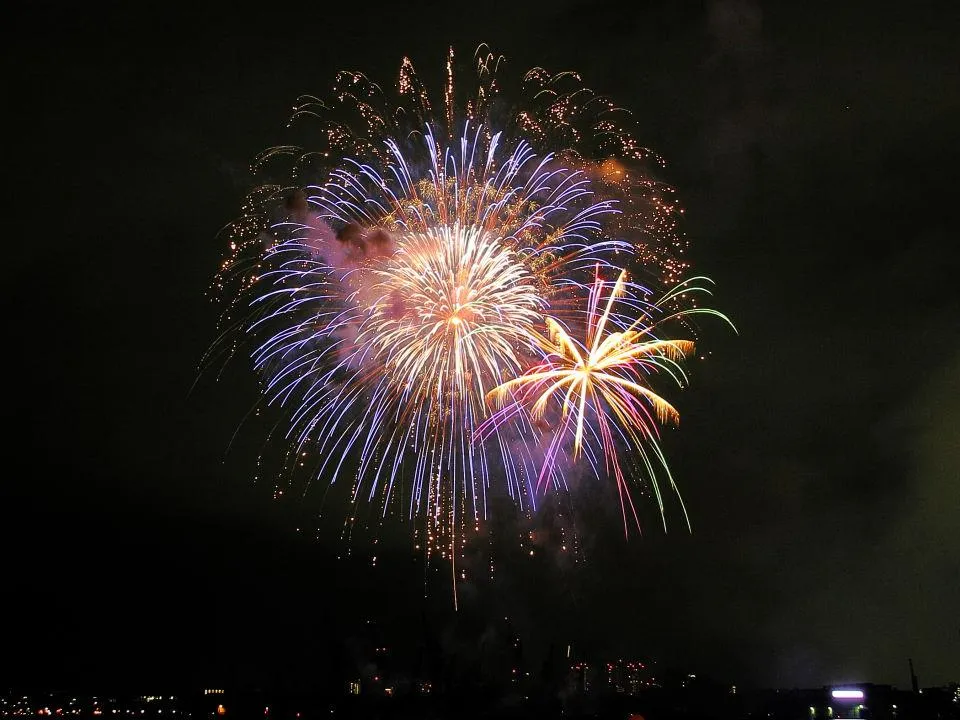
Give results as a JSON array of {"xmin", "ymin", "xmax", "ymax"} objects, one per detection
[{"xmin": 5, "ymin": 0, "xmax": 958, "ymax": 693}]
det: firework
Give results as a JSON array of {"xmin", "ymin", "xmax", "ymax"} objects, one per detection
[
  {"xmin": 243, "ymin": 124, "xmax": 633, "ymax": 524},
  {"xmin": 480, "ymin": 270, "xmax": 731, "ymax": 535},
  {"xmin": 207, "ymin": 46, "xmax": 729, "ymax": 571}
]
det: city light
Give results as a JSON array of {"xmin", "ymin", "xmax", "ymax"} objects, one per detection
[{"xmin": 831, "ymin": 690, "xmax": 864, "ymax": 700}]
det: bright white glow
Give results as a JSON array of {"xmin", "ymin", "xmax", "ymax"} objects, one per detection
[{"xmin": 831, "ymin": 690, "xmax": 864, "ymax": 700}]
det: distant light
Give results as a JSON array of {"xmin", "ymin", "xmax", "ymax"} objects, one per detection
[{"xmin": 831, "ymin": 690, "xmax": 864, "ymax": 700}]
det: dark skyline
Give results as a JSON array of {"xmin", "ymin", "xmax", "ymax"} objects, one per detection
[{"xmin": 4, "ymin": 0, "xmax": 958, "ymax": 692}]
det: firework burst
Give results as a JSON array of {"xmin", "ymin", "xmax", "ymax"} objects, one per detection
[
  {"xmin": 480, "ymin": 269, "xmax": 731, "ymax": 535},
  {"xmin": 206, "ymin": 46, "xmax": 730, "ymax": 578}
]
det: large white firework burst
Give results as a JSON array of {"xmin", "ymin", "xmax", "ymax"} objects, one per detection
[{"xmin": 206, "ymin": 47, "xmax": 726, "ymax": 572}]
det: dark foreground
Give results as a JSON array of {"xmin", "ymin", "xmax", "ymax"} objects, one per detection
[{"xmin": 4, "ymin": 683, "xmax": 959, "ymax": 720}]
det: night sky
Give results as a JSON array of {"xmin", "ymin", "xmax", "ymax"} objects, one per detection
[{"xmin": 5, "ymin": 0, "xmax": 958, "ymax": 693}]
